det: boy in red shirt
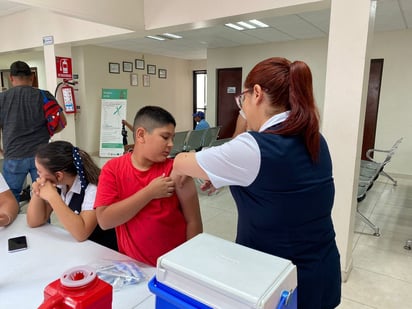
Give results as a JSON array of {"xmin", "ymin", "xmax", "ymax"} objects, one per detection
[{"xmin": 95, "ymin": 106, "xmax": 203, "ymax": 266}]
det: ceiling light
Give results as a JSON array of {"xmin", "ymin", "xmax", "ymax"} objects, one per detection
[
  {"xmin": 225, "ymin": 23, "xmax": 244, "ymax": 30},
  {"xmin": 162, "ymin": 33, "xmax": 183, "ymax": 39},
  {"xmin": 237, "ymin": 21, "xmax": 256, "ymax": 29},
  {"xmin": 145, "ymin": 35, "xmax": 165, "ymax": 41},
  {"xmin": 249, "ymin": 19, "xmax": 269, "ymax": 28}
]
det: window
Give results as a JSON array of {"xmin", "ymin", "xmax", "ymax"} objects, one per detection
[{"xmin": 193, "ymin": 70, "xmax": 207, "ymax": 128}]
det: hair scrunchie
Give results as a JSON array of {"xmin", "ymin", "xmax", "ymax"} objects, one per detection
[{"xmin": 72, "ymin": 146, "xmax": 88, "ymax": 189}]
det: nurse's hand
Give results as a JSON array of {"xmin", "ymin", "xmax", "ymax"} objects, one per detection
[{"xmin": 199, "ymin": 180, "xmax": 218, "ymax": 195}]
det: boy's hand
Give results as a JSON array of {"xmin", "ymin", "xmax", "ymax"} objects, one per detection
[{"xmin": 148, "ymin": 174, "xmax": 175, "ymax": 199}]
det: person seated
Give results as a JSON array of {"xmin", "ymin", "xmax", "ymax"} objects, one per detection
[
  {"xmin": 0, "ymin": 172, "xmax": 19, "ymax": 227},
  {"xmin": 26, "ymin": 141, "xmax": 117, "ymax": 250},
  {"xmin": 95, "ymin": 106, "xmax": 203, "ymax": 266},
  {"xmin": 193, "ymin": 111, "xmax": 210, "ymax": 130}
]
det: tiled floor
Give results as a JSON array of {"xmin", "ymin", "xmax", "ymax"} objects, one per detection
[
  {"xmin": 22, "ymin": 156, "xmax": 412, "ymax": 308},
  {"xmin": 197, "ymin": 176, "xmax": 412, "ymax": 309}
]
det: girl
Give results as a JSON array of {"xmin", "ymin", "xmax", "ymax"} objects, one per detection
[{"xmin": 27, "ymin": 141, "xmax": 117, "ymax": 250}]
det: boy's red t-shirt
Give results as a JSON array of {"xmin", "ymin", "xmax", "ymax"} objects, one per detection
[{"xmin": 94, "ymin": 153, "xmax": 186, "ymax": 266}]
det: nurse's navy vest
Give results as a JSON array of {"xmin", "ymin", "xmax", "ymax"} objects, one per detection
[
  {"xmin": 230, "ymin": 127, "xmax": 336, "ymax": 261},
  {"xmin": 230, "ymin": 126, "xmax": 341, "ymax": 309}
]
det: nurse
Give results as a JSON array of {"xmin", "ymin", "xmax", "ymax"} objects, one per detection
[{"xmin": 173, "ymin": 57, "xmax": 341, "ymax": 309}]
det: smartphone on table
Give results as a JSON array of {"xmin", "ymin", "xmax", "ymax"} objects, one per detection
[{"xmin": 8, "ymin": 235, "xmax": 28, "ymax": 252}]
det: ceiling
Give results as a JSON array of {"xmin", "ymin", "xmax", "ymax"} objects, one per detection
[{"xmin": 0, "ymin": 0, "xmax": 411, "ymax": 60}]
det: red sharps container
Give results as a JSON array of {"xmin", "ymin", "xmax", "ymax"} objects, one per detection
[{"xmin": 39, "ymin": 265, "xmax": 112, "ymax": 309}]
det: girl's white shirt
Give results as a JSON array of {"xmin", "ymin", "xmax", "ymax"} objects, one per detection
[{"xmin": 57, "ymin": 175, "xmax": 96, "ymax": 212}]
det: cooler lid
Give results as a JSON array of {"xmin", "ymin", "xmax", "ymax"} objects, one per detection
[{"xmin": 156, "ymin": 233, "xmax": 296, "ymax": 306}]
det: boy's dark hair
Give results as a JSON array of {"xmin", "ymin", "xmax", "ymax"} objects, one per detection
[{"xmin": 133, "ymin": 106, "xmax": 176, "ymax": 133}]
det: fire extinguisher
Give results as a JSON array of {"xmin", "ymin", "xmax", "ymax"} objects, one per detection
[{"xmin": 55, "ymin": 79, "xmax": 78, "ymax": 114}]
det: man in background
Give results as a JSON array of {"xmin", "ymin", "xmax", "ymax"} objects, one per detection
[
  {"xmin": 0, "ymin": 60, "xmax": 66, "ymax": 203},
  {"xmin": 193, "ymin": 111, "xmax": 210, "ymax": 130}
]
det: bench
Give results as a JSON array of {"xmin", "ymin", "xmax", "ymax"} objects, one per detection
[{"xmin": 356, "ymin": 137, "xmax": 403, "ymax": 236}]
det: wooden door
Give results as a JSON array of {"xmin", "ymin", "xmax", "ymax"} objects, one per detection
[
  {"xmin": 361, "ymin": 59, "xmax": 384, "ymax": 159},
  {"xmin": 217, "ymin": 68, "xmax": 242, "ymax": 139}
]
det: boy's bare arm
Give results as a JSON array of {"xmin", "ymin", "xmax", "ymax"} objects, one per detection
[
  {"xmin": 96, "ymin": 174, "xmax": 175, "ymax": 230},
  {"xmin": 175, "ymin": 175, "xmax": 203, "ymax": 239}
]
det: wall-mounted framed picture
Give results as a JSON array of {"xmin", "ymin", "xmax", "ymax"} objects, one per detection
[
  {"xmin": 158, "ymin": 69, "xmax": 167, "ymax": 79},
  {"xmin": 109, "ymin": 62, "xmax": 120, "ymax": 74},
  {"xmin": 135, "ymin": 59, "xmax": 145, "ymax": 70},
  {"xmin": 123, "ymin": 61, "xmax": 133, "ymax": 72},
  {"xmin": 147, "ymin": 64, "xmax": 156, "ymax": 75},
  {"xmin": 143, "ymin": 74, "xmax": 150, "ymax": 87},
  {"xmin": 130, "ymin": 73, "xmax": 138, "ymax": 86}
]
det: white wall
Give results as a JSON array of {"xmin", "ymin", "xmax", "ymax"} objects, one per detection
[
  {"xmin": 206, "ymin": 37, "xmax": 328, "ymax": 124},
  {"xmin": 2, "ymin": 29, "xmax": 411, "ymax": 174},
  {"xmin": 70, "ymin": 45, "xmax": 200, "ymax": 154},
  {"xmin": 0, "ymin": 51, "xmax": 47, "ymax": 90},
  {"xmin": 206, "ymin": 29, "xmax": 412, "ymax": 176},
  {"xmin": 1, "ymin": 46, "xmax": 205, "ymax": 156},
  {"xmin": 370, "ymin": 30, "xmax": 412, "ymax": 174}
]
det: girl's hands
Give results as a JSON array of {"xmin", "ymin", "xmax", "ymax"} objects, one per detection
[{"xmin": 32, "ymin": 177, "xmax": 59, "ymax": 202}]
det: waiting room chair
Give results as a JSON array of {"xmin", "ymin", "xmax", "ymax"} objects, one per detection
[
  {"xmin": 360, "ymin": 137, "xmax": 403, "ymax": 185},
  {"xmin": 209, "ymin": 138, "xmax": 233, "ymax": 147},
  {"xmin": 202, "ymin": 126, "xmax": 221, "ymax": 148},
  {"xmin": 185, "ymin": 129, "xmax": 208, "ymax": 152},
  {"xmin": 356, "ymin": 137, "xmax": 403, "ymax": 236},
  {"xmin": 169, "ymin": 130, "xmax": 190, "ymax": 157}
]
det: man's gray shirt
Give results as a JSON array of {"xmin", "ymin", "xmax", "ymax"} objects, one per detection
[{"xmin": 0, "ymin": 86, "xmax": 51, "ymax": 159}]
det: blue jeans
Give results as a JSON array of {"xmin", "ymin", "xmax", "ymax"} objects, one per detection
[{"xmin": 2, "ymin": 157, "xmax": 38, "ymax": 202}]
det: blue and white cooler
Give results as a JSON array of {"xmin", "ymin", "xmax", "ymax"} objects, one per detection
[{"xmin": 148, "ymin": 233, "xmax": 297, "ymax": 309}]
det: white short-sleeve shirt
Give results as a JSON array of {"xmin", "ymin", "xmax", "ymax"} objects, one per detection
[
  {"xmin": 0, "ymin": 173, "xmax": 10, "ymax": 193},
  {"xmin": 196, "ymin": 111, "xmax": 289, "ymax": 189},
  {"xmin": 58, "ymin": 175, "xmax": 96, "ymax": 213}
]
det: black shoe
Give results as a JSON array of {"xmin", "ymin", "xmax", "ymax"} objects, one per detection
[{"xmin": 19, "ymin": 185, "xmax": 31, "ymax": 202}]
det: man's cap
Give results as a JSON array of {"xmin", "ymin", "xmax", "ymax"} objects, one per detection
[
  {"xmin": 193, "ymin": 111, "xmax": 205, "ymax": 118},
  {"xmin": 10, "ymin": 61, "xmax": 32, "ymax": 77}
]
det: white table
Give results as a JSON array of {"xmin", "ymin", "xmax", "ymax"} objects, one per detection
[{"xmin": 0, "ymin": 214, "xmax": 156, "ymax": 308}]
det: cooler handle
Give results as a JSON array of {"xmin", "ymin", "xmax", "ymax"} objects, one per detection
[{"xmin": 276, "ymin": 289, "xmax": 294, "ymax": 309}]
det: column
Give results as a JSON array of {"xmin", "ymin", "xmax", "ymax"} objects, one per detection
[
  {"xmin": 322, "ymin": 0, "xmax": 377, "ymax": 281},
  {"xmin": 43, "ymin": 43, "xmax": 76, "ymax": 145}
]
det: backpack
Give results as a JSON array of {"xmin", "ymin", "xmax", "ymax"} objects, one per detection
[{"xmin": 40, "ymin": 90, "xmax": 65, "ymax": 136}]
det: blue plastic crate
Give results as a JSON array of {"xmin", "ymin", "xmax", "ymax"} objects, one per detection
[
  {"xmin": 148, "ymin": 276, "xmax": 297, "ymax": 309},
  {"xmin": 148, "ymin": 277, "xmax": 212, "ymax": 309}
]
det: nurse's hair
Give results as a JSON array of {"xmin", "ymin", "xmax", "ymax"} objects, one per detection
[
  {"xmin": 244, "ymin": 57, "xmax": 320, "ymax": 162},
  {"xmin": 133, "ymin": 105, "xmax": 176, "ymax": 134}
]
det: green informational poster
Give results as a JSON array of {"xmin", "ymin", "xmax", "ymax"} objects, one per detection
[{"xmin": 99, "ymin": 89, "xmax": 127, "ymax": 157}]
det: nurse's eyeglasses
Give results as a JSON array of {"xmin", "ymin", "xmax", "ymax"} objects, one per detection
[{"xmin": 235, "ymin": 89, "xmax": 252, "ymax": 109}]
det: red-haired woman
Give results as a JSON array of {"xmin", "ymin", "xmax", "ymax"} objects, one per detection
[{"xmin": 173, "ymin": 57, "xmax": 341, "ymax": 308}]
